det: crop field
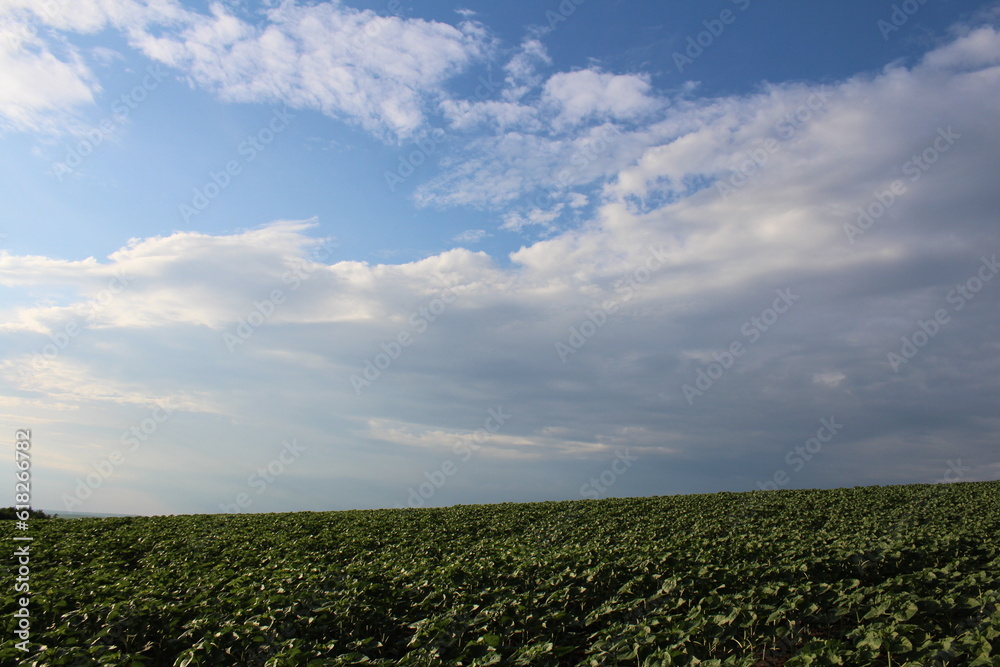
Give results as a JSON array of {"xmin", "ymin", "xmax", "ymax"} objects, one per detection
[{"xmin": 3, "ymin": 481, "xmax": 999, "ymax": 666}]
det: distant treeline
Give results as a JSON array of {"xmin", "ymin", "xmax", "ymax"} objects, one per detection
[{"xmin": 0, "ymin": 507, "xmax": 53, "ymax": 520}]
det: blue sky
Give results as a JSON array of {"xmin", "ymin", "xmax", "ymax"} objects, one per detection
[{"xmin": 1, "ymin": 0, "xmax": 999, "ymax": 515}]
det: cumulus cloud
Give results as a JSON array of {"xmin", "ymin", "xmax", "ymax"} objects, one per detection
[
  {"xmin": 0, "ymin": 17, "xmax": 98, "ymax": 133},
  {"xmin": 0, "ymin": 0, "xmax": 488, "ymax": 141},
  {"xmin": 130, "ymin": 1, "xmax": 489, "ymax": 141},
  {"xmin": 0, "ymin": 0, "xmax": 188, "ymax": 133},
  {"xmin": 922, "ymin": 25, "xmax": 1000, "ymax": 70},
  {"xmin": 421, "ymin": 24, "xmax": 1000, "ymax": 240},
  {"xmin": 542, "ymin": 69, "xmax": 660, "ymax": 129},
  {"xmin": 421, "ymin": 56, "xmax": 668, "ymax": 217}
]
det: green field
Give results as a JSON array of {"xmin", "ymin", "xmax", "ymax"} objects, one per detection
[{"xmin": 3, "ymin": 481, "xmax": 999, "ymax": 666}]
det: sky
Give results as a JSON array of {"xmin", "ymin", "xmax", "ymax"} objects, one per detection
[{"xmin": 1, "ymin": 0, "xmax": 998, "ymax": 516}]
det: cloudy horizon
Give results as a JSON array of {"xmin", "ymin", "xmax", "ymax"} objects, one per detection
[{"xmin": 1, "ymin": 0, "xmax": 998, "ymax": 516}]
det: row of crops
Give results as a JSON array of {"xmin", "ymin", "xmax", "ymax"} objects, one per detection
[{"xmin": 3, "ymin": 481, "xmax": 999, "ymax": 665}]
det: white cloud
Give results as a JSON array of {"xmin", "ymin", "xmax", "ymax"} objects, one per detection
[
  {"xmin": 922, "ymin": 25, "xmax": 1000, "ymax": 70},
  {"xmin": 0, "ymin": 0, "xmax": 184, "ymax": 133},
  {"xmin": 440, "ymin": 98, "xmax": 539, "ymax": 131},
  {"xmin": 503, "ymin": 37, "xmax": 550, "ymax": 101},
  {"xmin": 3, "ymin": 356, "xmax": 214, "ymax": 413},
  {"xmin": 416, "ymin": 122, "xmax": 646, "ymax": 212},
  {"xmin": 0, "ymin": 18, "xmax": 98, "ymax": 133},
  {"xmin": 813, "ymin": 372, "xmax": 846, "ymax": 388},
  {"xmin": 0, "ymin": 0, "xmax": 185, "ymax": 34},
  {"xmin": 419, "ymin": 25, "xmax": 1000, "ymax": 225},
  {"xmin": 542, "ymin": 69, "xmax": 660, "ymax": 129},
  {"xmin": 364, "ymin": 418, "xmax": 557, "ymax": 461},
  {"xmin": 416, "ymin": 62, "xmax": 673, "ymax": 216},
  {"xmin": 0, "ymin": 0, "xmax": 488, "ymax": 141},
  {"xmin": 130, "ymin": 1, "xmax": 489, "ymax": 141},
  {"xmin": 89, "ymin": 45, "xmax": 124, "ymax": 66},
  {"xmin": 501, "ymin": 203, "xmax": 564, "ymax": 233},
  {"xmin": 452, "ymin": 229, "xmax": 490, "ymax": 244}
]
